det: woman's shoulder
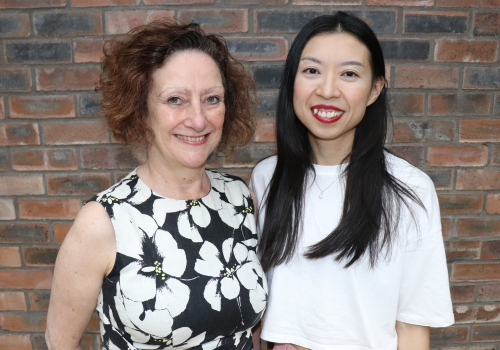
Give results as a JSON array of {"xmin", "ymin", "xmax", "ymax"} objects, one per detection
[
  {"xmin": 385, "ymin": 151, "xmax": 434, "ymax": 191},
  {"xmin": 251, "ymin": 155, "xmax": 277, "ymax": 181}
]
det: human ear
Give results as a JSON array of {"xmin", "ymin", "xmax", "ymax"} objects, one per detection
[{"xmin": 367, "ymin": 77, "xmax": 385, "ymax": 107}]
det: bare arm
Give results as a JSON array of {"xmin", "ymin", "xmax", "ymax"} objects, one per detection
[
  {"xmin": 396, "ymin": 321, "xmax": 430, "ymax": 350},
  {"xmin": 46, "ymin": 202, "xmax": 116, "ymax": 350}
]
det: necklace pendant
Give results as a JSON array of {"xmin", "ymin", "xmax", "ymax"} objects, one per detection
[{"xmin": 319, "ymin": 193, "xmax": 323, "ymax": 199}]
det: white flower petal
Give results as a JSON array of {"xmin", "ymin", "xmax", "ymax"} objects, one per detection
[
  {"xmin": 236, "ymin": 261, "xmax": 261, "ymax": 291},
  {"xmin": 171, "ymin": 327, "xmax": 192, "ymax": 346},
  {"xmin": 125, "ymin": 326, "xmax": 150, "ymax": 343},
  {"xmin": 218, "ymin": 200, "xmax": 244, "ymax": 229},
  {"xmin": 209, "ymin": 177, "xmax": 226, "ymax": 193},
  {"xmin": 128, "ymin": 205, "xmax": 158, "ymax": 238},
  {"xmin": 222, "ymin": 238, "xmax": 234, "ymax": 264},
  {"xmin": 109, "ymin": 184, "xmax": 131, "ymax": 200},
  {"xmin": 202, "ymin": 193, "xmax": 223, "ymax": 211},
  {"xmin": 249, "ymin": 284, "xmax": 267, "ymax": 314},
  {"xmin": 155, "ymin": 230, "xmax": 186, "ymax": 278},
  {"xmin": 195, "ymin": 241, "xmax": 223, "ymax": 277},
  {"xmin": 233, "ymin": 243, "xmax": 248, "ymax": 264},
  {"xmin": 111, "ymin": 204, "xmax": 145, "ymax": 259},
  {"xmin": 242, "ymin": 238, "xmax": 258, "ymax": 247},
  {"xmin": 153, "ymin": 198, "xmax": 187, "ymax": 227},
  {"xmin": 221, "ymin": 276, "xmax": 240, "ymax": 300},
  {"xmin": 190, "ymin": 204, "xmax": 211, "ymax": 228},
  {"xmin": 177, "ymin": 211, "xmax": 203, "ymax": 243},
  {"xmin": 128, "ymin": 188, "xmax": 151, "ymax": 206},
  {"xmin": 222, "ymin": 180, "xmax": 245, "ymax": 206},
  {"xmin": 204, "ymin": 278, "xmax": 221, "ymax": 311},
  {"xmin": 181, "ymin": 331, "xmax": 206, "ymax": 348},
  {"xmin": 113, "ymin": 283, "xmax": 139, "ymax": 330},
  {"xmin": 124, "ymin": 297, "xmax": 173, "ymax": 337},
  {"xmin": 155, "ymin": 279, "xmax": 190, "ymax": 317},
  {"xmin": 120, "ymin": 262, "xmax": 156, "ymax": 302}
]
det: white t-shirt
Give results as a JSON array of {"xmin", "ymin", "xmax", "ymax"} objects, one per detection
[{"xmin": 250, "ymin": 153, "xmax": 454, "ymax": 350}]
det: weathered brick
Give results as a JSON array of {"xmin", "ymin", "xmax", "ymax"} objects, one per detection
[
  {"xmin": 380, "ymin": 40, "xmax": 429, "ymax": 61},
  {"xmin": 0, "ymin": 223, "xmax": 49, "ymax": 243},
  {"xmin": 482, "ymin": 241, "xmax": 500, "ymax": 260},
  {"xmin": 12, "ymin": 148, "xmax": 78, "ymax": 171},
  {"xmin": 255, "ymin": 10, "xmax": 323, "ymax": 33},
  {"xmin": 43, "ymin": 121, "xmax": 108, "ymax": 145},
  {"xmin": 455, "ymin": 305, "xmax": 500, "ymax": 324},
  {"xmin": 19, "ymin": 198, "xmax": 81, "ymax": 220},
  {"xmin": 47, "ymin": 173, "xmax": 110, "ymax": 195},
  {"xmin": 292, "ymin": 0, "xmax": 359, "ymax": 4},
  {"xmin": 0, "ymin": 175, "xmax": 44, "ymax": 195},
  {"xmin": 226, "ymin": 37, "xmax": 287, "ymax": 61},
  {"xmin": 429, "ymin": 94, "xmax": 490, "ymax": 116},
  {"xmin": 251, "ymin": 65, "xmax": 283, "ymax": 89},
  {"xmin": 486, "ymin": 194, "xmax": 500, "ymax": 214},
  {"xmin": 427, "ymin": 145, "xmax": 488, "ymax": 167},
  {"xmin": 0, "ymin": 98, "xmax": 4, "ymax": 119},
  {"xmin": 404, "ymin": 12, "xmax": 467, "ymax": 34},
  {"xmin": 36, "ymin": 67, "xmax": 100, "ymax": 92},
  {"xmin": 442, "ymin": 218, "xmax": 451, "ymax": 239},
  {"xmin": 53, "ymin": 223, "xmax": 71, "ymax": 243},
  {"xmin": 178, "ymin": 9, "xmax": 248, "ymax": 33},
  {"xmin": 0, "ymin": 13, "xmax": 29, "ymax": 37},
  {"xmin": 78, "ymin": 94, "xmax": 100, "ymax": 117},
  {"xmin": 450, "ymin": 284, "xmax": 475, "ymax": 303},
  {"xmin": 0, "ymin": 292, "xmax": 26, "ymax": 311},
  {"xmin": 395, "ymin": 66, "xmax": 459, "ymax": 89},
  {"xmin": 0, "ymin": 312, "xmax": 46, "ymax": 332},
  {"xmin": 472, "ymin": 325, "xmax": 500, "ymax": 342},
  {"xmin": 144, "ymin": 0, "xmax": 213, "ymax": 4},
  {"xmin": 6, "ymin": 41, "xmax": 71, "ymax": 64},
  {"xmin": 254, "ymin": 119, "xmax": 276, "ymax": 142},
  {"xmin": 0, "ymin": 123, "xmax": 40, "ymax": 146},
  {"xmin": 72, "ymin": 0, "xmax": 138, "ymax": 6},
  {"xmin": 425, "ymin": 169, "xmax": 453, "ymax": 190},
  {"xmin": 34, "ymin": 11, "xmax": 103, "ymax": 36},
  {"xmin": 452, "ymin": 262, "xmax": 500, "ymax": 282},
  {"xmin": 105, "ymin": 10, "xmax": 175, "ymax": 35},
  {"xmin": 28, "ymin": 291, "xmax": 50, "ymax": 311},
  {"xmin": 439, "ymin": 194, "xmax": 483, "ymax": 215},
  {"xmin": 457, "ymin": 170, "xmax": 500, "ymax": 190},
  {"xmin": 256, "ymin": 91, "xmax": 278, "ymax": 115},
  {"xmin": 456, "ymin": 218, "xmax": 500, "ymax": 237},
  {"xmin": 492, "ymin": 145, "xmax": 500, "ymax": 166},
  {"xmin": 0, "ymin": 69, "xmax": 31, "ymax": 92},
  {"xmin": 478, "ymin": 283, "xmax": 500, "ymax": 302},
  {"xmin": 350, "ymin": 11, "xmax": 395, "ymax": 33},
  {"xmin": 224, "ymin": 143, "xmax": 277, "ymax": 167},
  {"xmin": 0, "ymin": 247, "xmax": 21, "ymax": 267},
  {"xmin": 9, "ymin": 95, "xmax": 75, "ymax": 119},
  {"xmin": 388, "ymin": 92, "xmax": 424, "ymax": 117},
  {"xmin": 0, "ymin": 335, "xmax": 32, "ymax": 350},
  {"xmin": 474, "ymin": 12, "xmax": 500, "ymax": 37},
  {"xmin": 23, "ymin": 247, "xmax": 59, "ymax": 266},
  {"xmin": 0, "ymin": 149, "xmax": 7, "ymax": 171},
  {"xmin": 445, "ymin": 240, "xmax": 481, "ymax": 262},
  {"xmin": 430, "ymin": 326, "xmax": 469, "ymax": 344},
  {"xmin": 227, "ymin": 0, "xmax": 286, "ymax": 3},
  {"xmin": 393, "ymin": 120, "xmax": 454, "ymax": 143},
  {"xmin": 438, "ymin": 0, "xmax": 500, "ymax": 7},
  {"xmin": 0, "ymin": 198, "xmax": 15, "ymax": 220},
  {"xmin": 0, "ymin": 270, "xmax": 52, "ymax": 289},
  {"xmin": 389, "ymin": 146, "xmax": 424, "ymax": 166},
  {"xmin": 74, "ymin": 38, "xmax": 104, "ymax": 63},
  {"xmin": 435, "ymin": 39, "xmax": 498, "ymax": 63},
  {"xmin": 464, "ymin": 67, "xmax": 500, "ymax": 90},
  {"xmin": 81, "ymin": 146, "xmax": 146, "ymax": 169},
  {"xmin": 460, "ymin": 119, "xmax": 500, "ymax": 143}
]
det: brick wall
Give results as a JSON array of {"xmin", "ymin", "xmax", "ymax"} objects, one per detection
[{"xmin": 0, "ymin": 0, "xmax": 499, "ymax": 349}]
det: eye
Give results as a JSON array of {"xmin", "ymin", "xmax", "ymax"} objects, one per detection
[
  {"xmin": 304, "ymin": 67, "xmax": 319, "ymax": 75},
  {"xmin": 206, "ymin": 96, "xmax": 220, "ymax": 104},
  {"xmin": 167, "ymin": 96, "xmax": 181, "ymax": 104},
  {"xmin": 343, "ymin": 71, "xmax": 359, "ymax": 78}
]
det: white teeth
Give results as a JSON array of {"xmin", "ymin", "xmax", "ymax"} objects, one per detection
[
  {"xmin": 313, "ymin": 109, "xmax": 318, "ymax": 114},
  {"xmin": 327, "ymin": 112, "xmax": 333, "ymax": 118},
  {"xmin": 313, "ymin": 109, "xmax": 344, "ymax": 118},
  {"xmin": 176, "ymin": 135, "xmax": 206, "ymax": 141}
]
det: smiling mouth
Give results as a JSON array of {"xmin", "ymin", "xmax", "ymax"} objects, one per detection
[
  {"xmin": 310, "ymin": 105, "xmax": 345, "ymax": 123},
  {"xmin": 175, "ymin": 134, "xmax": 207, "ymax": 142},
  {"xmin": 312, "ymin": 109, "xmax": 344, "ymax": 119}
]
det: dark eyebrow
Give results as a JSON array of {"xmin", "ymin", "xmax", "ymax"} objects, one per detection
[
  {"xmin": 300, "ymin": 57, "xmax": 321, "ymax": 64},
  {"xmin": 341, "ymin": 61, "xmax": 364, "ymax": 67}
]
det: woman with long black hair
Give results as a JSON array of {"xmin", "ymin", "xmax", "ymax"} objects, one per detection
[{"xmin": 250, "ymin": 12, "xmax": 454, "ymax": 350}]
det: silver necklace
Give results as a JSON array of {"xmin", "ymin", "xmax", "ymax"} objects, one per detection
[{"xmin": 314, "ymin": 177, "xmax": 339, "ymax": 199}]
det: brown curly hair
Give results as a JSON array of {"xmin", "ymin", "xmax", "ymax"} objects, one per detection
[{"xmin": 97, "ymin": 20, "xmax": 256, "ymax": 152}]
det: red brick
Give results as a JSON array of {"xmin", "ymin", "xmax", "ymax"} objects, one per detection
[
  {"xmin": 430, "ymin": 326, "xmax": 469, "ymax": 344},
  {"xmin": 74, "ymin": 38, "xmax": 104, "ymax": 63},
  {"xmin": 43, "ymin": 121, "xmax": 108, "ymax": 145},
  {"xmin": 0, "ymin": 175, "xmax": 44, "ymax": 195},
  {"xmin": 227, "ymin": 0, "xmax": 286, "ymax": 3},
  {"xmin": 12, "ymin": 148, "xmax": 78, "ymax": 171},
  {"xmin": 223, "ymin": 143, "xmax": 277, "ymax": 167},
  {"xmin": 178, "ymin": 9, "xmax": 248, "ymax": 33},
  {"xmin": 442, "ymin": 218, "xmax": 451, "ymax": 238},
  {"xmin": 254, "ymin": 119, "xmax": 276, "ymax": 142},
  {"xmin": 9, "ymin": 95, "xmax": 75, "ymax": 119},
  {"xmin": 478, "ymin": 283, "xmax": 500, "ymax": 302},
  {"xmin": 28, "ymin": 291, "xmax": 50, "ymax": 311},
  {"xmin": 439, "ymin": 194, "xmax": 483, "ymax": 215},
  {"xmin": 435, "ymin": 39, "xmax": 498, "ymax": 62},
  {"xmin": 0, "ymin": 312, "xmax": 46, "ymax": 332},
  {"xmin": 455, "ymin": 305, "xmax": 500, "ymax": 324},
  {"xmin": 429, "ymin": 93, "xmax": 490, "ymax": 116},
  {"xmin": 0, "ymin": 69, "xmax": 31, "ymax": 92},
  {"xmin": 482, "ymin": 240, "xmax": 500, "ymax": 260},
  {"xmin": 474, "ymin": 12, "xmax": 500, "ymax": 37},
  {"xmin": 0, "ymin": 98, "xmax": 4, "ymax": 119},
  {"xmin": 450, "ymin": 284, "xmax": 475, "ymax": 303},
  {"xmin": 388, "ymin": 92, "xmax": 424, "ymax": 117},
  {"xmin": 426, "ymin": 168, "xmax": 453, "ymax": 190},
  {"xmin": 395, "ymin": 66, "xmax": 459, "ymax": 89},
  {"xmin": 23, "ymin": 247, "xmax": 59, "ymax": 266},
  {"xmin": 36, "ymin": 67, "xmax": 100, "ymax": 92},
  {"xmin": 0, "ymin": 270, "xmax": 52, "ymax": 289},
  {"xmin": 81, "ymin": 146, "xmax": 146, "ymax": 169},
  {"xmin": 226, "ymin": 37, "xmax": 287, "ymax": 61},
  {"xmin": 0, "ymin": 292, "xmax": 26, "ymax": 311},
  {"xmin": 0, "ymin": 335, "xmax": 31, "ymax": 350},
  {"xmin": 0, "ymin": 122, "xmax": 40, "ymax": 146},
  {"xmin": 389, "ymin": 146, "xmax": 424, "ymax": 166},
  {"xmin": 438, "ymin": 0, "xmax": 500, "ymax": 7},
  {"xmin": 428, "ymin": 145, "xmax": 488, "ymax": 167},
  {"xmin": 47, "ymin": 173, "xmax": 110, "ymax": 195},
  {"xmin": 457, "ymin": 170, "xmax": 500, "ymax": 190},
  {"xmin": 0, "ymin": 13, "xmax": 29, "ymax": 37},
  {"xmin": 72, "ymin": 0, "xmax": 138, "ymax": 5},
  {"xmin": 144, "ymin": 0, "xmax": 213, "ymax": 3},
  {"xmin": 445, "ymin": 240, "xmax": 481, "ymax": 261},
  {"xmin": 486, "ymin": 194, "xmax": 500, "ymax": 214},
  {"xmin": 0, "ymin": 223, "xmax": 49, "ymax": 243},
  {"xmin": 105, "ymin": 10, "xmax": 175, "ymax": 35},
  {"xmin": 0, "ymin": 198, "xmax": 15, "ymax": 220},
  {"xmin": 492, "ymin": 145, "xmax": 500, "ymax": 166},
  {"xmin": 0, "ymin": 247, "xmax": 21, "ymax": 267},
  {"xmin": 19, "ymin": 198, "xmax": 81, "ymax": 220},
  {"xmin": 460, "ymin": 119, "xmax": 500, "ymax": 142},
  {"xmin": 0, "ymin": 0, "xmax": 64, "ymax": 8},
  {"xmin": 472, "ymin": 324, "xmax": 500, "ymax": 342},
  {"xmin": 368, "ymin": 0, "xmax": 432, "ymax": 4},
  {"xmin": 452, "ymin": 262, "xmax": 500, "ymax": 282},
  {"xmin": 463, "ymin": 67, "xmax": 500, "ymax": 90},
  {"xmin": 53, "ymin": 223, "xmax": 71, "ymax": 244},
  {"xmin": 393, "ymin": 120, "xmax": 455, "ymax": 143},
  {"xmin": 294, "ymin": 0, "xmax": 359, "ymax": 3},
  {"xmin": 403, "ymin": 11, "xmax": 468, "ymax": 35},
  {"xmin": 0, "ymin": 149, "xmax": 8, "ymax": 171},
  {"xmin": 457, "ymin": 218, "xmax": 500, "ymax": 237}
]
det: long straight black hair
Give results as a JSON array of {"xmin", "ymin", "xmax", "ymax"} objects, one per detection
[{"xmin": 258, "ymin": 12, "xmax": 423, "ymax": 272}]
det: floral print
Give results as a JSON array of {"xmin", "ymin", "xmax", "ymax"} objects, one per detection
[{"xmin": 90, "ymin": 170, "xmax": 267, "ymax": 350}]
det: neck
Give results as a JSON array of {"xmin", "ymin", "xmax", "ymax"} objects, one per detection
[{"xmin": 309, "ymin": 130, "xmax": 354, "ymax": 166}]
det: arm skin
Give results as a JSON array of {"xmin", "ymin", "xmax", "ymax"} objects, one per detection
[
  {"xmin": 45, "ymin": 202, "xmax": 116, "ymax": 350},
  {"xmin": 396, "ymin": 321, "xmax": 430, "ymax": 350}
]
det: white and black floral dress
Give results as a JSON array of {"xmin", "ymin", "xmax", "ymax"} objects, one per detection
[{"xmin": 89, "ymin": 169, "xmax": 268, "ymax": 350}]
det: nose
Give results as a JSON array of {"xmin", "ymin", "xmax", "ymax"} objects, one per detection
[
  {"xmin": 185, "ymin": 101, "xmax": 208, "ymax": 132},
  {"xmin": 315, "ymin": 74, "xmax": 341, "ymax": 100}
]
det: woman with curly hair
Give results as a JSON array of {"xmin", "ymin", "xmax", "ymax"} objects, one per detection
[{"xmin": 46, "ymin": 21, "xmax": 267, "ymax": 350}]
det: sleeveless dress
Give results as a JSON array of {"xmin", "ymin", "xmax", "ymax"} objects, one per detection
[{"xmin": 89, "ymin": 169, "xmax": 268, "ymax": 350}]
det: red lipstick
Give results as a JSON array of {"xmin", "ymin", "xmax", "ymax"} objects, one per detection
[{"xmin": 310, "ymin": 105, "xmax": 344, "ymax": 124}]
